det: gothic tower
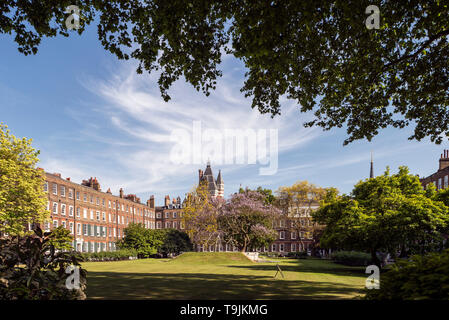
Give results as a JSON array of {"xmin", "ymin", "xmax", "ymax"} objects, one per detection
[{"xmin": 199, "ymin": 161, "xmax": 224, "ymax": 198}]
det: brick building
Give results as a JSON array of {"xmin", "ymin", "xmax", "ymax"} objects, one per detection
[
  {"xmin": 270, "ymin": 197, "xmax": 320, "ymax": 254},
  {"xmin": 43, "ymin": 171, "xmax": 156, "ymax": 252},
  {"xmin": 420, "ymin": 149, "xmax": 449, "ymax": 190},
  {"xmin": 155, "ymin": 162, "xmax": 224, "ymax": 232},
  {"xmin": 41, "ymin": 162, "xmax": 320, "ymax": 255},
  {"xmin": 155, "ymin": 195, "xmax": 184, "ymax": 230}
]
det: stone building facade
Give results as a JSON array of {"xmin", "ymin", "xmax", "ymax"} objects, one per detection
[{"xmin": 199, "ymin": 161, "xmax": 224, "ymax": 198}]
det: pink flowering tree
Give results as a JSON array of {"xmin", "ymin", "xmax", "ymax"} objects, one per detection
[{"xmin": 218, "ymin": 191, "xmax": 282, "ymax": 252}]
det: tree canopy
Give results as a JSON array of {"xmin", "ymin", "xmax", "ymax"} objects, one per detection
[
  {"xmin": 277, "ymin": 181, "xmax": 336, "ymax": 252},
  {"xmin": 116, "ymin": 223, "xmax": 162, "ymax": 257},
  {"xmin": 182, "ymin": 180, "xmax": 223, "ymax": 249},
  {"xmin": 2, "ymin": 1, "xmax": 448, "ymax": 144},
  {"xmin": 313, "ymin": 166, "xmax": 449, "ymax": 267},
  {"xmin": 219, "ymin": 190, "xmax": 281, "ymax": 252},
  {"xmin": 0, "ymin": 123, "xmax": 49, "ymax": 236},
  {"xmin": 239, "ymin": 186, "xmax": 276, "ymax": 204}
]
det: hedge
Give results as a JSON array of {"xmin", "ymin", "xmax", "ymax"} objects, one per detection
[
  {"xmin": 331, "ymin": 251, "xmax": 371, "ymax": 266},
  {"xmin": 81, "ymin": 249, "xmax": 138, "ymax": 262}
]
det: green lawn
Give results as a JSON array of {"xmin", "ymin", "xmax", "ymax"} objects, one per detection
[{"xmin": 83, "ymin": 252, "xmax": 367, "ymax": 300}]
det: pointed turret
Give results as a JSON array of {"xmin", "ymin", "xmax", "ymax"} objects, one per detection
[
  {"xmin": 216, "ymin": 170, "xmax": 223, "ymax": 185},
  {"xmin": 216, "ymin": 170, "xmax": 224, "ymax": 198}
]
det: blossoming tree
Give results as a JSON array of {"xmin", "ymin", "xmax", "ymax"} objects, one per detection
[{"xmin": 218, "ymin": 191, "xmax": 282, "ymax": 252}]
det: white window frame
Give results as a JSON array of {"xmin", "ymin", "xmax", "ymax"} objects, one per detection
[{"xmin": 52, "ymin": 203, "xmax": 58, "ymax": 214}]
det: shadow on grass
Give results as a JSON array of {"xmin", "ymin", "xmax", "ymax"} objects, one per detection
[
  {"xmin": 86, "ymin": 271, "xmax": 365, "ymax": 300},
  {"xmin": 228, "ymin": 259, "xmax": 367, "ymax": 277}
]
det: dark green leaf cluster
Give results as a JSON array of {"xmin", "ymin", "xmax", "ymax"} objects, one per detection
[
  {"xmin": 314, "ymin": 166, "xmax": 449, "ymax": 266},
  {"xmin": 2, "ymin": 1, "xmax": 448, "ymax": 144},
  {"xmin": 80, "ymin": 248, "xmax": 138, "ymax": 261},
  {"xmin": 0, "ymin": 226, "xmax": 87, "ymax": 300},
  {"xmin": 117, "ymin": 223, "xmax": 192, "ymax": 257},
  {"xmin": 331, "ymin": 251, "xmax": 372, "ymax": 266},
  {"xmin": 365, "ymin": 249, "xmax": 449, "ymax": 300}
]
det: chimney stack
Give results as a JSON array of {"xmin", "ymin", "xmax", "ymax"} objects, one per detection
[
  {"xmin": 92, "ymin": 177, "xmax": 101, "ymax": 191},
  {"xmin": 199, "ymin": 169, "xmax": 203, "ymax": 183},
  {"xmin": 147, "ymin": 195, "xmax": 155, "ymax": 209},
  {"xmin": 165, "ymin": 195, "xmax": 170, "ymax": 207},
  {"xmin": 439, "ymin": 149, "xmax": 449, "ymax": 171},
  {"xmin": 119, "ymin": 188, "xmax": 124, "ymax": 198}
]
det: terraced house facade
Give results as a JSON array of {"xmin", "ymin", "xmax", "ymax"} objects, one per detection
[
  {"xmin": 155, "ymin": 195, "xmax": 184, "ymax": 230},
  {"xmin": 43, "ymin": 171, "xmax": 156, "ymax": 252},
  {"xmin": 41, "ymin": 163, "xmax": 318, "ymax": 255},
  {"xmin": 420, "ymin": 149, "xmax": 449, "ymax": 190}
]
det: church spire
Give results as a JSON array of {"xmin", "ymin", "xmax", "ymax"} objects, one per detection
[{"xmin": 370, "ymin": 152, "xmax": 374, "ymax": 179}]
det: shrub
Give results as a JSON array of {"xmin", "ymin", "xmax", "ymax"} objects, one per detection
[
  {"xmin": 286, "ymin": 251, "xmax": 308, "ymax": 259},
  {"xmin": 0, "ymin": 226, "xmax": 87, "ymax": 300},
  {"xmin": 81, "ymin": 249, "xmax": 138, "ymax": 262},
  {"xmin": 331, "ymin": 251, "xmax": 371, "ymax": 266},
  {"xmin": 365, "ymin": 249, "xmax": 449, "ymax": 300},
  {"xmin": 117, "ymin": 224, "xmax": 193, "ymax": 258},
  {"xmin": 262, "ymin": 252, "xmax": 283, "ymax": 258},
  {"xmin": 116, "ymin": 223, "xmax": 161, "ymax": 258},
  {"xmin": 158, "ymin": 229, "xmax": 193, "ymax": 256}
]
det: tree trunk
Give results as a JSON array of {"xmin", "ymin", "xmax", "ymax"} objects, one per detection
[
  {"xmin": 399, "ymin": 244, "xmax": 408, "ymax": 258},
  {"xmin": 370, "ymin": 249, "xmax": 381, "ymax": 269}
]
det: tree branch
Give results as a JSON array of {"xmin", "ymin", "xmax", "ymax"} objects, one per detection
[{"xmin": 383, "ymin": 29, "xmax": 449, "ymax": 69}]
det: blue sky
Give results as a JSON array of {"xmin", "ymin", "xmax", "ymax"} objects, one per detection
[{"xmin": 1, "ymin": 25, "xmax": 447, "ymax": 206}]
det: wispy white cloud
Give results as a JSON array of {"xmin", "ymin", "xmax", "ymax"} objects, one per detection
[{"xmin": 65, "ymin": 61, "xmax": 323, "ymax": 200}]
